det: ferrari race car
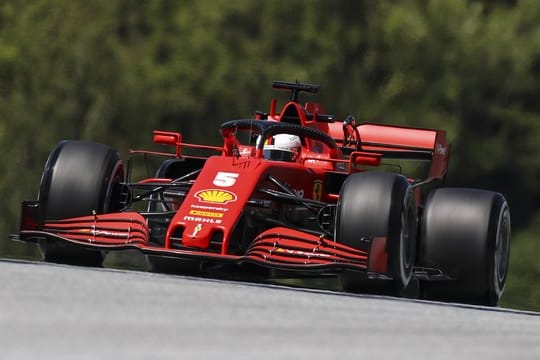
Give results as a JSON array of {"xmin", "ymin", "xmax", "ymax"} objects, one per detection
[{"xmin": 12, "ymin": 81, "xmax": 511, "ymax": 306}]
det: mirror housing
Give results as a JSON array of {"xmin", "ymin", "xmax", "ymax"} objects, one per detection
[
  {"xmin": 153, "ymin": 130, "xmax": 182, "ymax": 157},
  {"xmin": 350, "ymin": 151, "xmax": 382, "ymax": 167}
]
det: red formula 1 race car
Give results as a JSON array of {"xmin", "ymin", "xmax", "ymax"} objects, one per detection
[{"xmin": 12, "ymin": 81, "xmax": 511, "ymax": 306}]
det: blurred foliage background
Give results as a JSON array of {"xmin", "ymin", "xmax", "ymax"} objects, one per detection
[{"xmin": 1, "ymin": 0, "xmax": 539, "ymax": 311}]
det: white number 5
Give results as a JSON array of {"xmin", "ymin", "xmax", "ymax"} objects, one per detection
[{"xmin": 213, "ymin": 172, "xmax": 239, "ymax": 187}]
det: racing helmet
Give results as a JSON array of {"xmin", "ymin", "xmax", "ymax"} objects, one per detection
[{"xmin": 263, "ymin": 134, "xmax": 302, "ymax": 162}]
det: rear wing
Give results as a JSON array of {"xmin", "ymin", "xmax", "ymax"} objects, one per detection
[{"xmin": 325, "ymin": 121, "xmax": 450, "ymax": 180}]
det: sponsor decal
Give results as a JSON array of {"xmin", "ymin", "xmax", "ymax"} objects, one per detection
[
  {"xmin": 189, "ymin": 210, "xmax": 224, "ymax": 218},
  {"xmin": 272, "ymin": 247, "xmax": 331, "ymax": 258},
  {"xmin": 195, "ymin": 189, "xmax": 237, "ymax": 204},
  {"xmin": 284, "ymin": 181, "xmax": 304, "ymax": 198},
  {"xmin": 313, "ymin": 180, "xmax": 323, "ymax": 201},
  {"xmin": 79, "ymin": 229, "xmax": 128, "ymax": 238},
  {"xmin": 213, "ymin": 172, "xmax": 239, "ymax": 187},
  {"xmin": 191, "ymin": 204, "xmax": 229, "ymax": 212},
  {"xmin": 190, "ymin": 224, "xmax": 202, "ymax": 238},
  {"xmin": 183, "ymin": 216, "xmax": 223, "ymax": 224},
  {"xmin": 436, "ymin": 143, "xmax": 447, "ymax": 156},
  {"xmin": 292, "ymin": 188, "xmax": 304, "ymax": 197}
]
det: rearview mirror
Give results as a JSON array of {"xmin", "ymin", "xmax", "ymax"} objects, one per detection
[
  {"xmin": 153, "ymin": 130, "xmax": 182, "ymax": 157},
  {"xmin": 350, "ymin": 151, "xmax": 382, "ymax": 167}
]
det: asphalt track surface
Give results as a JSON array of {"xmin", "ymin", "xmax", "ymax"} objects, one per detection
[{"xmin": 1, "ymin": 258, "xmax": 539, "ymax": 360}]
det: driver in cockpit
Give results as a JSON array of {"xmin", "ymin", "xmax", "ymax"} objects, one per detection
[{"xmin": 262, "ymin": 134, "xmax": 302, "ymax": 162}]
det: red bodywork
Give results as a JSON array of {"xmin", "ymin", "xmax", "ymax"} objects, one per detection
[{"xmin": 15, "ymin": 81, "xmax": 449, "ymax": 278}]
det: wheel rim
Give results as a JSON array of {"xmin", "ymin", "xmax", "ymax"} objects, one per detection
[
  {"xmin": 494, "ymin": 204, "xmax": 511, "ymax": 294},
  {"xmin": 103, "ymin": 162, "xmax": 124, "ymax": 212},
  {"xmin": 397, "ymin": 193, "xmax": 415, "ymax": 287}
]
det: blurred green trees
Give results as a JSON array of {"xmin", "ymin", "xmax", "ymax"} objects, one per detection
[{"xmin": 1, "ymin": 0, "xmax": 539, "ymax": 310}]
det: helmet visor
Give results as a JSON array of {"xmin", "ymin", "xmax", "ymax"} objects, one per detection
[{"xmin": 263, "ymin": 149, "xmax": 295, "ymax": 162}]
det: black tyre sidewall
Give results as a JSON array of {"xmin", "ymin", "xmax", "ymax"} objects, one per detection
[
  {"xmin": 37, "ymin": 140, "xmax": 123, "ymax": 266},
  {"xmin": 489, "ymin": 197, "xmax": 511, "ymax": 302},
  {"xmin": 393, "ymin": 186, "xmax": 417, "ymax": 292},
  {"xmin": 39, "ymin": 141, "xmax": 123, "ymax": 220},
  {"xmin": 419, "ymin": 188, "xmax": 511, "ymax": 305},
  {"xmin": 336, "ymin": 172, "xmax": 416, "ymax": 292}
]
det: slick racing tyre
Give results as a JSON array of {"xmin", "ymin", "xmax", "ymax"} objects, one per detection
[
  {"xmin": 38, "ymin": 141, "xmax": 124, "ymax": 266},
  {"xmin": 336, "ymin": 172, "xmax": 416, "ymax": 296},
  {"xmin": 418, "ymin": 188, "xmax": 511, "ymax": 306}
]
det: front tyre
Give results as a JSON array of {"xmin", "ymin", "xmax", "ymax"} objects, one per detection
[
  {"xmin": 336, "ymin": 172, "xmax": 417, "ymax": 296},
  {"xmin": 419, "ymin": 188, "xmax": 511, "ymax": 306},
  {"xmin": 38, "ymin": 141, "xmax": 124, "ymax": 266}
]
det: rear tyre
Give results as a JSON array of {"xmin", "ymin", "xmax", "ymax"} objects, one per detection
[
  {"xmin": 38, "ymin": 141, "xmax": 124, "ymax": 266},
  {"xmin": 336, "ymin": 172, "xmax": 416, "ymax": 296},
  {"xmin": 419, "ymin": 188, "xmax": 511, "ymax": 306}
]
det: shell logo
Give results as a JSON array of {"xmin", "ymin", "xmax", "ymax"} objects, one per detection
[{"xmin": 194, "ymin": 189, "xmax": 237, "ymax": 204}]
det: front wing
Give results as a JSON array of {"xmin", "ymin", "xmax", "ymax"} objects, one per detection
[{"xmin": 13, "ymin": 211, "xmax": 372, "ymax": 274}]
